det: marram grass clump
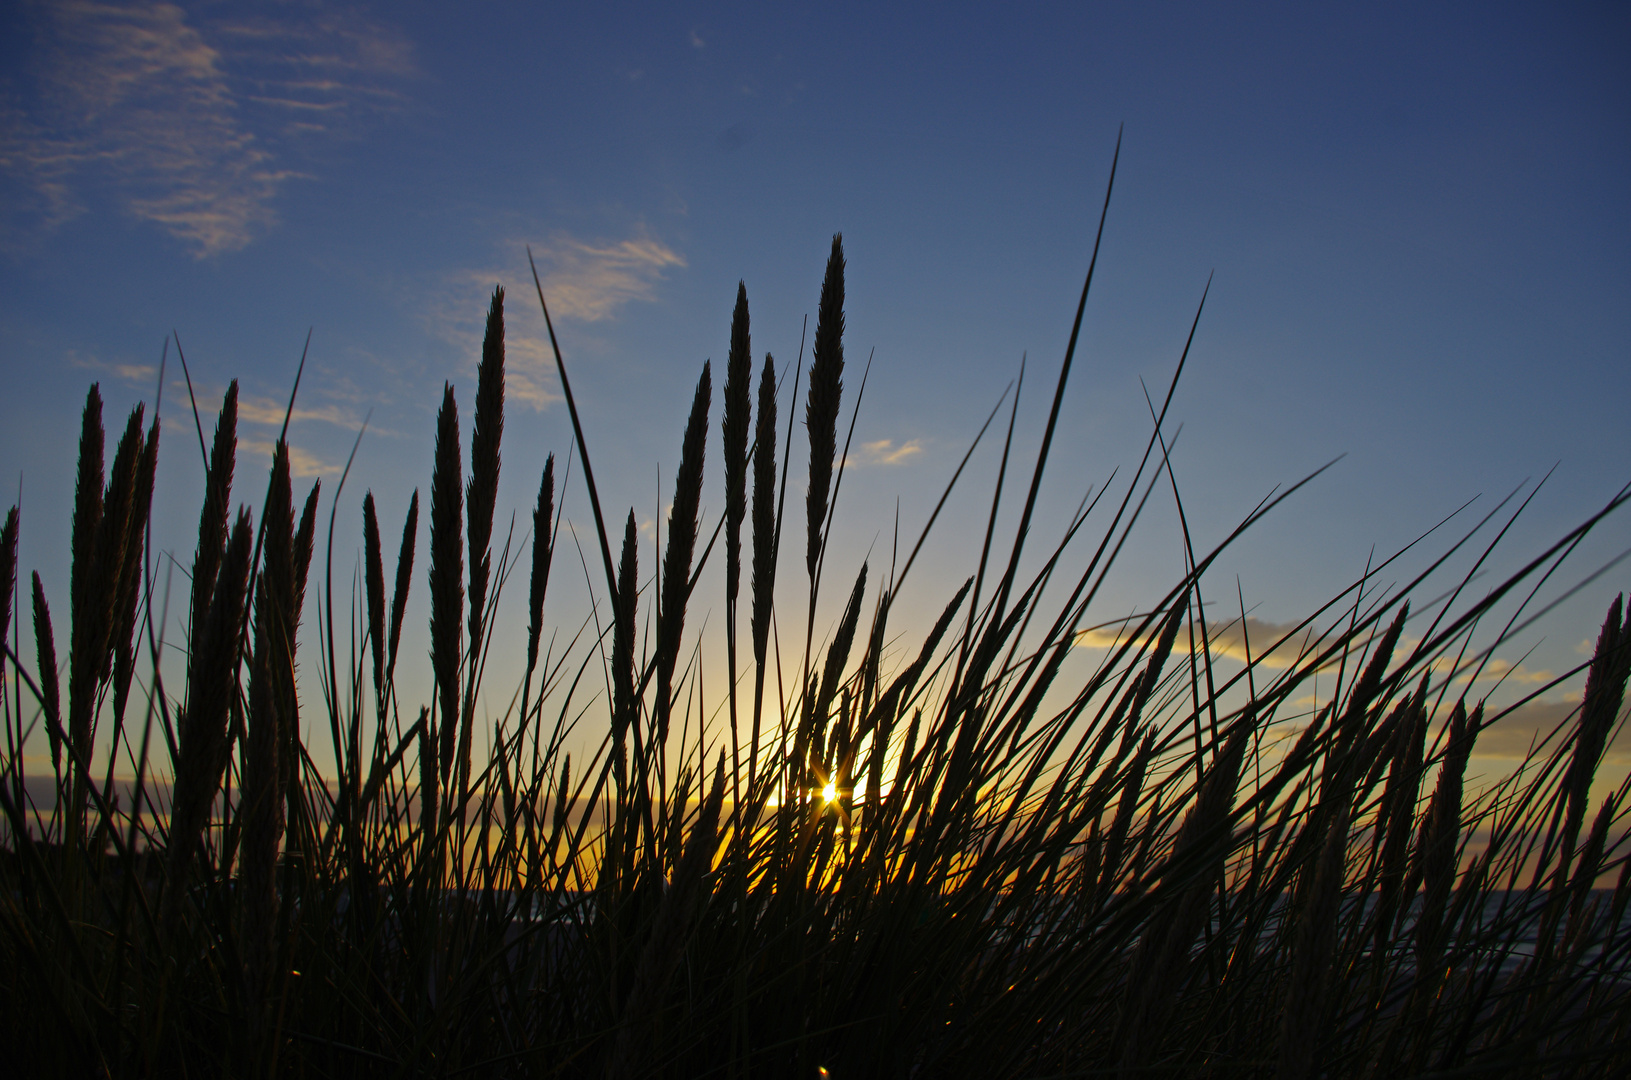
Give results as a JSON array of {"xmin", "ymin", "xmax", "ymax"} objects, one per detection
[{"xmin": 4, "ymin": 178, "xmax": 1631, "ymax": 1078}]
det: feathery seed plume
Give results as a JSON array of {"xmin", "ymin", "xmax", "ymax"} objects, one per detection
[
  {"xmin": 388, "ymin": 490, "xmax": 418, "ymax": 682},
  {"xmin": 243, "ymin": 444, "xmax": 296, "ymax": 1007},
  {"xmin": 1414, "ymin": 699, "xmax": 1480, "ymax": 967},
  {"xmin": 65, "ymin": 393, "xmax": 118, "ymax": 833},
  {"xmin": 111, "ymin": 418, "xmax": 159, "ymax": 724},
  {"xmin": 417, "ymin": 708, "xmax": 436, "ymax": 865},
  {"xmin": 32, "ymin": 573, "xmax": 61, "ymax": 773},
  {"xmin": 429, "ymin": 384, "xmax": 464, "ymax": 792},
  {"xmin": 363, "ymin": 492, "xmax": 387, "ymax": 709},
  {"xmin": 0, "ymin": 507, "xmax": 16, "ymax": 660},
  {"xmin": 1557, "ymin": 595, "xmax": 1628, "ymax": 887},
  {"xmin": 164, "ymin": 511, "xmax": 253, "ymax": 926},
  {"xmin": 87, "ymin": 407, "xmax": 143, "ymax": 694},
  {"xmin": 613, "ymin": 511, "xmax": 639, "ymax": 787},
  {"xmin": 526, "ymin": 455, "xmax": 555, "ymax": 680},
  {"xmin": 466, "ymin": 286, "xmax": 505, "ymax": 685},
  {"xmin": 189, "ymin": 383, "xmax": 238, "ymax": 667},
  {"xmin": 657, "ymin": 362, "xmax": 710, "ymax": 737},
  {"xmin": 724, "ymin": 282, "xmax": 752, "ymax": 605},
  {"xmin": 69, "ymin": 386, "xmax": 105, "ymax": 671},
  {"xmin": 749, "ymin": 352, "xmax": 779, "ymax": 767},
  {"xmin": 1376, "ymin": 674, "xmax": 1429, "ymax": 947},
  {"xmin": 750, "ymin": 355, "xmax": 779, "ymax": 660},
  {"xmin": 806, "ymin": 235, "xmax": 845, "ymax": 579},
  {"xmin": 292, "ymin": 481, "xmax": 319, "ymax": 628},
  {"xmin": 1570, "ymin": 795, "xmax": 1616, "ymax": 926}
]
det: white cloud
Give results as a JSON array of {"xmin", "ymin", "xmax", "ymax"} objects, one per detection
[
  {"xmin": 1455, "ymin": 657, "xmax": 1555, "ymax": 687},
  {"xmin": 239, "ymin": 438, "xmax": 334, "ymax": 479},
  {"xmin": 10, "ymin": 1, "xmax": 283, "ymax": 255},
  {"xmin": 1, "ymin": 1, "xmax": 412, "ymax": 256},
  {"xmin": 152, "ymin": 369, "xmax": 381, "ymax": 452},
  {"xmin": 527, "ymin": 230, "xmax": 687, "ymax": 323},
  {"xmin": 1075, "ymin": 615, "xmax": 1321, "ymax": 670},
  {"xmin": 427, "ymin": 265, "xmax": 563, "ymax": 414},
  {"xmin": 236, "ymin": 393, "xmax": 365, "ymax": 431},
  {"xmin": 845, "ymin": 438, "xmax": 924, "ymax": 467},
  {"xmin": 66, "ymin": 348, "xmax": 158, "ymax": 385},
  {"xmin": 430, "ymin": 230, "xmax": 686, "ymax": 411},
  {"xmin": 1075, "ymin": 615, "xmax": 1573, "ymax": 697}
]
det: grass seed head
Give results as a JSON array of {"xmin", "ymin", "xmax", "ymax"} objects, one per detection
[
  {"xmin": 292, "ymin": 479, "xmax": 319, "ymax": 628},
  {"xmin": 190, "ymin": 382, "xmax": 237, "ymax": 661},
  {"xmin": 806, "ymin": 234, "xmax": 845, "ymax": 579},
  {"xmin": 467, "ymin": 285, "xmax": 506, "ymax": 661},
  {"xmin": 165, "ymin": 510, "xmax": 253, "ymax": 925},
  {"xmin": 363, "ymin": 491, "xmax": 386, "ymax": 706},
  {"xmin": 0, "ymin": 507, "xmax": 18, "ymax": 662},
  {"xmin": 111, "ymin": 417, "xmax": 159, "ymax": 722},
  {"xmin": 1560, "ymin": 594, "xmax": 1629, "ymax": 879},
  {"xmin": 387, "ymin": 489, "xmax": 417, "ymax": 680},
  {"xmin": 614, "ymin": 509, "xmax": 639, "ymax": 745},
  {"xmin": 31, "ymin": 571, "xmax": 61, "ymax": 773},
  {"xmin": 69, "ymin": 385, "xmax": 104, "ymax": 657},
  {"xmin": 429, "ymin": 383, "xmax": 464, "ymax": 790},
  {"xmin": 724, "ymin": 282, "xmax": 752, "ymax": 602},
  {"xmin": 657, "ymin": 361, "xmax": 711, "ymax": 736},
  {"xmin": 751, "ymin": 352, "xmax": 778, "ymax": 666},
  {"xmin": 527, "ymin": 455, "xmax": 555, "ymax": 678}
]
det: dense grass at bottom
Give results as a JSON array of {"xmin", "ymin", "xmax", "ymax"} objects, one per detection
[{"xmin": 3, "ymin": 225, "xmax": 1630, "ymax": 1078}]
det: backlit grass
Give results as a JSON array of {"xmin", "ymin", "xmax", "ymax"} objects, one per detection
[{"xmin": 3, "ymin": 158, "xmax": 1629, "ymax": 1078}]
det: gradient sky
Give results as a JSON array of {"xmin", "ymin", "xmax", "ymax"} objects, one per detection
[{"xmin": 2, "ymin": 1, "xmax": 1628, "ymax": 781}]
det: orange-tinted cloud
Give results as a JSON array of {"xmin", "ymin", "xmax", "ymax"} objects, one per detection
[
  {"xmin": 845, "ymin": 438, "xmax": 924, "ymax": 467},
  {"xmin": 1075, "ymin": 615, "xmax": 1321, "ymax": 670}
]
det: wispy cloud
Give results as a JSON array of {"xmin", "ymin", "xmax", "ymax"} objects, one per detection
[
  {"xmin": 2, "ymin": 0, "xmax": 279, "ymax": 254},
  {"xmin": 428, "ymin": 263, "xmax": 564, "ymax": 413},
  {"xmin": 1075, "ymin": 615, "xmax": 1320, "ymax": 670},
  {"xmin": 1, "ymin": 1, "xmax": 413, "ymax": 256},
  {"xmin": 236, "ymin": 393, "xmax": 367, "ymax": 432},
  {"xmin": 239, "ymin": 438, "xmax": 336, "ymax": 480},
  {"xmin": 1075, "ymin": 614, "xmax": 1575, "ymax": 698},
  {"xmin": 430, "ymin": 230, "xmax": 686, "ymax": 411},
  {"xmin": 527, "ymin": 230, "xmax": 687, "ymax": 323},
  {"xmin": 1456, "ymin": 657, "xmax": 1555, "ymax": 687},
  {"xmin": 143, "ymin": 366, "xmax": 380, "ymax": 456},
  {"xmin": 66, "ymin": 347, "xmax": 159, "ymax": 385},
  {"xmin": 844, "ymin": 438, "xmax": 924, "ymax": 467}
]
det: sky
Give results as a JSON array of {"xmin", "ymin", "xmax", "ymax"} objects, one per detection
[{"xmin": 1, "ymin": 1, "xmax": 1628, "ymax": 785}]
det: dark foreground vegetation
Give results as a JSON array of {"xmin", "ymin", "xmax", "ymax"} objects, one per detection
[{"xmin": 4, "ymin": 161, "xmax": 1630, "ymax": 1077}]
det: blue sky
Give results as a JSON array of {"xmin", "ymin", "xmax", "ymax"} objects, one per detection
[{"xmin": 2, "ymin": 1, "xmax": 1628, "ymax": 778}]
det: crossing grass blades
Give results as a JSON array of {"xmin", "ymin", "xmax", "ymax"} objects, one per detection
[{"xmin": 3, "ymin": 154, "xmax": 1631, "ymax": 1077}]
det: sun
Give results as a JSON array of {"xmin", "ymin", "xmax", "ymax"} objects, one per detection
[{"xmin": 822, "ymin": 781, "xmax": 837, "ymax": 804}]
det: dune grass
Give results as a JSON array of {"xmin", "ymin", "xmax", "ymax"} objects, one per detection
[{"xmin": 3, "ymin": 161, "xmax": 1631, "ymax": 1078}]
